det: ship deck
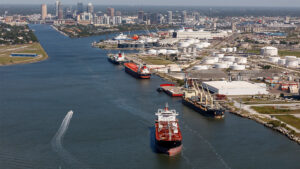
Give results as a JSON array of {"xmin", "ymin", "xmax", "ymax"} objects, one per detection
[
  {"xmin": 161, "ymin": 86, "xmax": 183, "ymax": 96},
  {"xmin": 155, "ymin": 121, "xmax": 182, "ymax": 141}
]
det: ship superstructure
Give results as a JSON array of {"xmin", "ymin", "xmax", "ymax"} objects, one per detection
[{"xmin": 107, "ymin": 52, "xmax": 126, "ymax": 64}]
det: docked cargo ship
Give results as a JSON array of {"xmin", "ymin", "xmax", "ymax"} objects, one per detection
[
  {"xmin": 107, "ymin": 52, "xmax": 126, "ymax": 65},
  {"xmin": 157, "ymin": 84, "xmax": 183, "ymax": 97},
  {"xmin": 124, "ymin": 62, "xmax": 151, "ymax": 79},
  {"xmin": 155, "ymin": 103, "xmax": 182, "ymax": 156},
  {"xmin": 182, "ymin": 79, "xmax": 225, "ymax": 119}
]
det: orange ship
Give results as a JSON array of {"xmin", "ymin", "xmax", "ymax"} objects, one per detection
[{"xmin": 124, "ymin": 62, "xmax": 151, "ymax": 79}]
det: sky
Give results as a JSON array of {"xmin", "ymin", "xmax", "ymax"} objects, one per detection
[{"xmin": 1, "ymin": 0, "xmax": 300, "ymax": 7}]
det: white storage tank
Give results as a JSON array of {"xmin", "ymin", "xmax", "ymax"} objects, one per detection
[
  {"xmin": 224, "ymin": 56, "xmax": 235, "ymax": 62},
  {"xmin": 202, "ymin": 42, "xmax": 211, "ymax": 48},
  {"xmin": 268, "ymin": 57, "xmax": 280, "ymax": 63},
  {"xmin": 278, "ymin": 59, "xmax": 286, "ymax": 65},
  {"xmin": 214, "ymin": 63, "xmax": 228, "ymax": 69},
  {"xmin": 223, "ymin": 61, "xmax": 234, "ymax": 66},
  {"xmin": 221, "ymin": 48, "xmax": 227, "ymax": 52},
  {"xmin": 261, "ymin": 46, "xmax": 278, "ymax": 56},
  {"xmin": 233, "ymin": 47, "xmax": 237, "ymax": 52},
  {"xmin": 157, "ymin": 49, "xmax": 167, "ymax": 55},
  {"xmin": 179, "ymin": 42, "xmax": 190, "ymax": 48},
  {"xmin": 286, "ymin": 59, "xmax": 298, "ymax": 68},
  {"xmin": 227, "ymin": 48, "xmax": 234, "ymax": 53},
  {"xmin": 194, "ymin": 39, "xmax": 200, "ymax": 43},
  {"xmin": 216, "ymin": 53, "xmax": 224, "ymax": 58},
  {"xmin": 235, "ymin": 57, "xmax": 247, "ymax": 64},
  {"xmin": 213, "ymin": 57, "xmax": 219, "ymax": 62},
  {"xmin": 166, "ymin": 50, "xmax": 178, "ymax": 55},
  {"xmin": 230, "ymin": 64, "xmax": 246, "ymax": 70},
  {"xmin": 203, "ymin": 58, "xmax": 216, "ymax": 64},
  {"xmin": 194, "ymin": 44, "xmax": 204, "ymax": 49},
  {"xmin": 285, "ymin": 56, "xmax": 297, "ymax": 61},
  {"xmin": 148, "ymin": 49, "xmax": 157, "ymax": 55},
  {"xmin": 193, "ymin": 65, "xmax": 209, "ymax": 70}
]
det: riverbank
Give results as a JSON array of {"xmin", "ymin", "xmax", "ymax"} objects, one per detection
[
  {"xmin": 224, "ymin": 101, "xmax": 300, "ymax": 145},
  {"xmin": 0, "ymin": 43, "xmax": 48, "ymax": 66},
  {"xmin": 53, "ymin": 24, "xmax": 178, "ymax": 38}
]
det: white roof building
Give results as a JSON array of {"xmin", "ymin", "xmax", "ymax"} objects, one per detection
[{"xmin": 202, "ymin": 81, "xmax": 269, "ymax": 95}]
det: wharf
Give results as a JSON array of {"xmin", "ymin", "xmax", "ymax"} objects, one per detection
[{"xmin": 160, "ymin": 85, "xmax": 183, "ymax": 97}]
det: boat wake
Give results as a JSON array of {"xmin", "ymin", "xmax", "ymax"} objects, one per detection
[
  {"xmin": 51, "ymin": 110, "xmax": 88, "ymax": 169},
  {"xmin": 113, "ymin": 99, "xmax": 153, "ymax": 125},
  {"xmin": 181, "ymin": 121, "xmax": 232, "ymax": 169}
]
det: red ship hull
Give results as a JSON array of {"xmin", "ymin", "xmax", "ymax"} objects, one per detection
[
  {"xmin": 155, "ymin": 122, "xmax": 182, "ymax": 156},
  {"xmin": 124, "ymin": 63, "xmax": 151, "ymax": 79}
]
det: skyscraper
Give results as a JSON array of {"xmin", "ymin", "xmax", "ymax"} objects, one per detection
[
  {"xmin": 77, "ymin": 2, "xmax": 84, "ymax": 14},
  {"xmin": 182, "ymin": 10, "xmax": 187, "ymax": 24},
  {"xmin": 41, "ymin": 4, "xmax": 47, "ymax": 20},
  {"xmin": 58, "ymin": 1, "xmax": 63, "ymax": 19},
  {"xmin": 55, "ymin": 0, "xmax": 59, "ymax": 17},
  {"xmin": 115, "ymin": 11, "xmax": 122, "ymax": 16},
  {"xmin": 167, "ymin": 11, "xmax": 172, "ymax": 24},
  {"xmin": 138, "ymin": 11, "xmax": 144, "ymax": 21},
  {"xmin": 87, "ymin": 3, "xmax": 94, "ymax": 13},
  {"xmin": 107, "ymin": 8, "xmax": 114, "ymax": 17}
]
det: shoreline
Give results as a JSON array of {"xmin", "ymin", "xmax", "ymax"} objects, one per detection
[{"xmin": 224, "ymin": 102, "xmax": 300, "ymax": 145}]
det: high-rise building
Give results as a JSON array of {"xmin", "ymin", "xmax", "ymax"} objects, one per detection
[
  {"xmin": 77, "ymin": 2, "xmax": 84, "ymax": 14},
  {"xmin": 192, "ymin": 12, "xmax": 200, "ymax": 21},
  {"xmin": 65, "ymin": 7, "xmax": 73, "ymax": 19},
  {"xmin": 87, "ymin": 3, "xmax": 94, "ymax": 13},
  {"xmin": 150, "ymin": 13, "xmax": 159, "ymax": 24},
  {"xmin": 167, "ymin": 11, "xmax": 172, "ymax": 24},
  {"xmin": 41, "ymin": 4, "xmax": 47, "ymax": 20},
  {"xmin": 58, "ymin": 2, "xmax": 63, "ymax": 19},
  {"xmin": 138, "ymin": 11, "xmax": 144, "ymax": 22},
  {"xmin": 182, "ymin": 10, "xmax": 187, "ymax": 24},
  {"xmin": 231, "ymin": 22, "xmax": 237, "ymax": 32},
  {"xmin": 55, "ymin": 0, "xmax": 59, "ymax": 17},
  {"xmin": 115, "ymin": 11, "xmax": 121, "ymax": 16},
  {"xmin": 107, "ymin": 8, "xmax": 114, "ymax": 17}
]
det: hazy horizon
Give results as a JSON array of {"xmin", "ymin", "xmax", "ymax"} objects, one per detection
[{"xmin": 0, "ymin": 0, "xmax": 300, "ymax": 8}]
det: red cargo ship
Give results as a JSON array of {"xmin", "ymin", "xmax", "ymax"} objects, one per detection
[
  {"xmin": 155, "ymin": 103, "xmax": 182, "ymax": 156},
  {"xmin": 124, "ymin": 62, "xmax": 151, "ymax": 79}
]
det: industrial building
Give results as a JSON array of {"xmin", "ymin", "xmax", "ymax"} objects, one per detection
[
  {"xmin": 202, "ymin": 81, "xmax": 269, "ymax": 96},
  {"xmin": 173, "ymin": 30, "xmax": 229, "ymax": 39},
  {"xmin": 10, "ymin": 53, "xmax": 38, "ymax": 57}
]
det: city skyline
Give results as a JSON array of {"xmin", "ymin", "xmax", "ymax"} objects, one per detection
[{"xmin": 1, "ymin": 0, "xmax": 300, "ymax": 7}]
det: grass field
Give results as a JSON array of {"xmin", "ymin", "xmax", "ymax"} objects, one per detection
[
  {"xmin": 278, "ymin": 51, "xmax": 300, "ymax": 57},
  {"xmin": 252, "ymin": 106, "xmax": 300, "ymax": 114},
  {"xmin": 274, "ymin": 115, "xmax": 300, "ymax": 130},
  {"xmin": 141, "ymin": 57, "xmax": 174, "ymax": 65},
  {"xmin": 0, "ymin": 43, "xmax": 48, "ymax": 65}
]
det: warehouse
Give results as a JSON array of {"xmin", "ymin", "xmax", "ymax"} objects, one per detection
[
  {"xmin": 202, "ymin": 81, "xmax": 269, "ymax": 95},
  {"xmin": 10, "ymin": 53, "xmax": 38, "ymax": 57}
]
